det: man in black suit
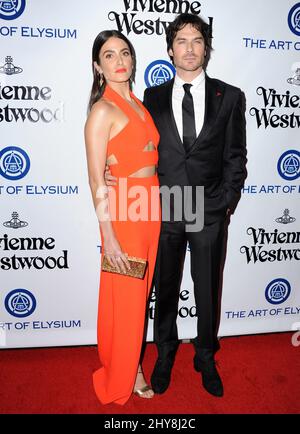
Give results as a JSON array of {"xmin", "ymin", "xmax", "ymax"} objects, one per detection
[{"xmin": 143, "ymin": 13, "xmax": 247, "ymax": 397}]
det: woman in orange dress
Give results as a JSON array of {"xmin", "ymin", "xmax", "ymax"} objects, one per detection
[{"xmin": 84, "ymin": 30, "xmax": 161, "ymax": 405}]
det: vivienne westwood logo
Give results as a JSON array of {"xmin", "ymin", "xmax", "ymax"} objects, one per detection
[
  {"xmin": 288, "ymin": 68, "xmax": 300, "ymax": 86},
  {"xmin": 0, "ymin": 56, "xmax": 23, "ymax": 75},
  {"xmin": 287, "ymin": 64, "xmax": 300, "ymax": 86},
  {"xmin": 3, "ymin": 211, "xmax": 28, "ymax": 229},
  {"xmin": 240, "ymin": 226, "xmax": 300, "ymax": 264},
  {"xmin": 275, "ymin": 209, "xmax": 296, "ymax": 225},
  {"xmin": 249, "ymin": 87, "xmax": 300, "ymax": 129},
  {"xmin": 107, "ymin": 0, "xmax": 213, "ymax": 37}
]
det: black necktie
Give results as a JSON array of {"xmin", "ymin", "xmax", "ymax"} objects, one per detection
[{"xmin": 182, "ymin": 83, "xmax": 196, "ymax": 152}]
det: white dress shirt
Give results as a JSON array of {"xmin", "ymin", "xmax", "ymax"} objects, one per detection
[{"xmin": 172, "ymin": 70, "xmax": 206, "ymax": 142}]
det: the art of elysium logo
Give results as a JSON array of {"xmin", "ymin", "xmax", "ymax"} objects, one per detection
[
  {"xmin": 0, "ymin": 146, "xmax": 30, "ymax": 180},
  {"xmin": 144, "ymin": 60, "xmax": 176, "ymax": 88},
  {"xmin": 288, "ymin": 3, "xmax": 300, "ymax": 36},
  {"xmin": 0, "ymin": 0, "xmax": 26, "ymax": 20},
  {"xmin": 277, "ymin": 150, "xmax": 300, "ymax": 181},
  {"xmin": 0, "ymin": 56, "xmax": 23, "ymax": 75},
  {"xmin": 3, "ymin": 211, "xmax": 28, "ymax": 229},
  {"xmin": 4, "ymin": 288, "xmax": 36, "ymax": 318},
  {"xmin": 265, "ymin": 278, "xmax": 291, "ymax": 305}
]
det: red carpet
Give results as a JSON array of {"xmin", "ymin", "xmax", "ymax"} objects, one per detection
[{"xmin": 0, "ymin": 332, "xmax": 299, "ymax": 414}]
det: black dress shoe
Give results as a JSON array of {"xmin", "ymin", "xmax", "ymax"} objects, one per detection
[
  {"xmin": 194, "ymin": 357, "xmax": 224, "ymax": 397},
  {"xmin": 151, "ymin": 341, "xmax": 179, "ymax": 394},
  {"xmin": 151, "ymin": 358, "xmax": 173, "ymax": 394}
]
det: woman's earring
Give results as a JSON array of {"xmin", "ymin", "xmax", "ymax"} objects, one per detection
[
  {"xmin": 98, "ymin": 72, "xmax": 104, "ymax": 87},
  {"xmin": 129, "ymin": 66, "xmax": 134, "ymax": 83}
]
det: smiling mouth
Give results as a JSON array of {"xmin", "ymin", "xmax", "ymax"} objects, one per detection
[{"xmin": 115, "ymin": 68, "xmax": 127, "ymax": 73}]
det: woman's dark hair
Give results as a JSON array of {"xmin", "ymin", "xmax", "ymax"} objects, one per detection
[
  {"xmin": 88, "ymin": 30, "xmax": 136, "ymax": 112},
  {"xmin": 166, "ymin": 13, "xmax": 212, "ymax": 67}
]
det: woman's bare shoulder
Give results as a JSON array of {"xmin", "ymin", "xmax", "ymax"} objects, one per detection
[
  {"xmin": 90, "ymin": 97, "xmax": 115, "ymax": 118},
  {"xmin": 85, "ymin": 98, "xmax": 116, "ymax": 133}
]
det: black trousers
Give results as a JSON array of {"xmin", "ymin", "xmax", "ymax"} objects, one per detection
[{"xmin": 153, "ymin": 219, "xmax": 224, "ymax": 355}]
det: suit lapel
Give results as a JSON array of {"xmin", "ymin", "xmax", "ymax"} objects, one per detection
[
  {"xmin": 188, "ymin": 74, "xmax": 224, "ymax": 154},
  {"xmin": 166, "ymin": 79, "xmax": 185, "ymax": 150},
  {"xmin": 158, "ymin": 78, "xmax": 185, "ymax": 153},
  {"xmin": 157, "ymin": 75, "xmax": 224, "ymax": 154}
]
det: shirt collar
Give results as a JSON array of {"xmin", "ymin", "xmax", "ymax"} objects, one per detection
[{"xmin": 174, "ymin": 69, "xmax": 205, "ymax": 90}]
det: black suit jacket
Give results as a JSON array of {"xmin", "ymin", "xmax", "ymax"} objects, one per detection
[{"xmin": 143, "ymin": 74, "xmax": 247, "ymax": 225}]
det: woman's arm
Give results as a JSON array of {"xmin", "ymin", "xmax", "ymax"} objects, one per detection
[{"xmin": 84, "ymin": 101, "xmax": 130, "ymax": 272}]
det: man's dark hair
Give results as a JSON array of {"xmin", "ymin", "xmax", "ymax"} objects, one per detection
[{"xmin": 166, "ymin": 13, "xmax": 212, "ymax": 67}]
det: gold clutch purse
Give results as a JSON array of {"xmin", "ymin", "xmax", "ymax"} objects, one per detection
[{"xmin": 101, "ymin": 255, "xmax": 148, "ymax": 279}]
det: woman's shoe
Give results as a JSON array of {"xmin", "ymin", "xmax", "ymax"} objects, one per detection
[
  {"xmin": 134, "ymin": 384, "xmax": 154, "ymax": 398},
  {"xmin": 133, "ymin": 368, "xmax": 154, "ymax": 399}
]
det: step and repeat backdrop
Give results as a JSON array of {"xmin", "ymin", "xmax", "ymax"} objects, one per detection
[{"xmin": 0, "ymin": 0, "xmax": 299, "ymax": 348}]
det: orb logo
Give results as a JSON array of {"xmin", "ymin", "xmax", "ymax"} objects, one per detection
[
  {"xmin": 144, "ymin": 60, "xmax": 176, "ymax": 88},
  {"xmin": 0, "ymin": 56, "xmax": 23, "ymax": 75},
  {"xmin": 287, "ymin": 63, "xmax": 300, "ymax": 86},
  {"xmin": 0, "ymin": 146, "xmax": 30, "ymax": 180},
  {"xmin": 275, "ymin": 209, "xmax": 296, "ymax": 224},
  {"xmin": 277, "ymin": 150, "xmax": 300, "ymax": 181},
  {"xmin": 0, "ymin": 0, "xmax": 26, "ymax": 20},
  {"xmin": 288, "ymin": 3, "xmax": 300, "ymax": 36},
  {"xmin": 265, "ymin": 278, "xmax": 291, "ymax": 305},
  {"xmin": 5, "ymin": 289, "xmax": 37, "ymax": 318},
  {"xmin": 3, "ymin": 211, "xmax": 28, "ymax": 229}
]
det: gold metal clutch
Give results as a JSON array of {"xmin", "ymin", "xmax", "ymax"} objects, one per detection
[{"xmin": 101, "ymin": 255, "xmax": 148, "ymax": 279}]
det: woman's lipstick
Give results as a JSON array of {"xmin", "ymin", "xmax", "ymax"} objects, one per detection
[{"xmin": 115, "ymin": 68, "xmax": 127, "ymax": 73}]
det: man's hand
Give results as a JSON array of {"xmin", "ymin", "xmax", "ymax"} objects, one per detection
[{"xmin": 104, "ymin": 165, "xmax": 117, "ymax": 186}]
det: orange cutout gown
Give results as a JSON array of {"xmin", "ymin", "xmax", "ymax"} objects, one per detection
[{"xmin": 93, "ymin": 85, "xmax": 161, "ymax": 405}]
